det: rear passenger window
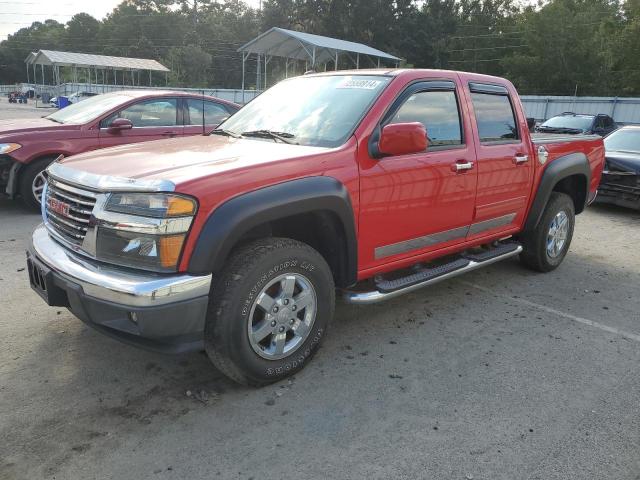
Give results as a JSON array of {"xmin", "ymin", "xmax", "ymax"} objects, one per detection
[
  {"xmin": 389, "ymin": 90, "xmax": 462, "ymax": 148},
  {"xmin": 186, "ymin": 99, "xmax": 230, "ymax": 126},
  {"xmin": 471, "ymin": 93, "xmax": 519, "ymax": 142}
]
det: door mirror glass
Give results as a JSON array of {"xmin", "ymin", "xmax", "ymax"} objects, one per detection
[
  {"xmin": 108, "ymin": 118, "xmax": 133, "ymax": 130},
  {"xmin": 378, "ymin": 122, "xmax": 427, "ymax": 157}
]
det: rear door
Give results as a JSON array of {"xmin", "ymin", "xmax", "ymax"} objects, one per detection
[
  {"xmin": 465, "ymin": 82, "xmax": 533, "ymax": 241},
  {"xmin": 99, "ymin": 97, "xmax": 183, "ymax": 148},
  {"xmin": 182, "ymin": 98, "xmax": 234, "ymax": 136}
]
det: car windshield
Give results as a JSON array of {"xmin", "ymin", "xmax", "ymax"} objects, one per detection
[
  {"xmin": 220, "ymin": 74, "xmax": 391, "ymax": 147},
  {"xmin": 46, "ymin": 93, "xmax": 131, "ymax": 124},
  {"xmin": 540, "ymin": 115, "xmax": 593, "ymax": 131},
  {"xmin": 604, "ymin": 128, "xmax": 640, "ymax": 153}
]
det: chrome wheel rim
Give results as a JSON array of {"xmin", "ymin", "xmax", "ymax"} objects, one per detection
[
  {"xmin": 32, "ymin": 171, "xmax": 47, "ymax": 204},
  {"xmin": 546, "ymin": 211, "xmax": 569, "ymax": 258},
  {"xmin": 247, "ymin": 272, "xmax": 317, "ymax": 360}
]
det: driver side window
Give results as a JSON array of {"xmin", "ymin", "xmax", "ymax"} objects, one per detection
[
  {"xmin": 389, "ymin": 90, "xmax": 463, "ymax": 148},
  {"xmin": 101, "ymin": 98, "xmax": 178, "ymax": 128}
]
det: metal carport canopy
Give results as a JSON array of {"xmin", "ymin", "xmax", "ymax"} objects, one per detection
[
  {"xmin": 25, "ymin": 50, "xmax": 169, "ymax": 72},
  {"xmin": 238, "ymin": 27, "xmax": 401, "ymax": 66}
]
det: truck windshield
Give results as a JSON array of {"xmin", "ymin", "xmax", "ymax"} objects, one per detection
[
  {"xmin": 220, "ymin": 75, "xmax": 391, "ymax": 148},
  {"xmin": 46, "ymin": 93, "xmax": 131, "ymax": 125},
  {"xmin": 604, "ymin": 128, "xmax": 640, "ymax": 153},
  {"xmin": 540, "ymin": 115, "xmax": 593, "ymax": 131}
]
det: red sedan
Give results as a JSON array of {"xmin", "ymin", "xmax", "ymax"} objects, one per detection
[{"xmin": 0, "ymin": 90, "xmax": 240, "ymax": 209}]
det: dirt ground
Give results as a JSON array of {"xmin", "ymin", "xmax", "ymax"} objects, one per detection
[{"xmin": 1, "ymin": 101, "xmax": 639, "ymax": 479}]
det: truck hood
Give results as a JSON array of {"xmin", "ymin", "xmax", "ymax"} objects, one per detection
[
  {"xmin": 57, "ymin": 134, "xmax": 332, "ymax": 184},
  {"xmin": 0, "ymin": 117, "xmax": 78, "ymax": 135}
]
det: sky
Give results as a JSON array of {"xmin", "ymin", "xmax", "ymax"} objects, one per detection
[{"xmin": 0, "ymin": 0, "xmax": 263, "ymax": 41}]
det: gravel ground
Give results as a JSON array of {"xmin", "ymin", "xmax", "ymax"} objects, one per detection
[{"xmin": 1, "ymin": 102, "xmax": 639, "ymax": 480}]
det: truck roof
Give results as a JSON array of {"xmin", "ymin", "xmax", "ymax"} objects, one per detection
[{"xmin": 304, "ymin": 68, "xmax": 512, "ymax": 85}]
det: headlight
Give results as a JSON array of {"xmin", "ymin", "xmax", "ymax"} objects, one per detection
[
  {"xmin": 0, "ymin": 143, "xmax": 21, "ymax": 155},
  {"xmin": 96, "ymin": 193, "xmax": 197, "ymax": 272},
  {"xmin": 105, "ymin": 192, "xmax": 196, "ymax": 217}
]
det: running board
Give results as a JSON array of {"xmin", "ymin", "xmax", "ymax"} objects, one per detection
[{"xmin": 343, "ymin": 243, "xmax": 523, "ymax": 305}]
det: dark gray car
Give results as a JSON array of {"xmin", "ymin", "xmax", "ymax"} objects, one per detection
[{"xmin": 596, "ymin": 126, "xmax": 640, "ymax": 210}]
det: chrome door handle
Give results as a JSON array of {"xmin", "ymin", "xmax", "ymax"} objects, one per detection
[
  {"xmin": 514, "ymin": 154, "xmax": 529, "ymax": 164},
  {"xmin": 453, "ymin": 161, "xmax": 474, "ymax": 172}
]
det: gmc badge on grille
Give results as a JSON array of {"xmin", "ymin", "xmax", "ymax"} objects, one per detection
[{"xmin": 48, "ymin": 197, "xmax": 70, "ymax": 217}]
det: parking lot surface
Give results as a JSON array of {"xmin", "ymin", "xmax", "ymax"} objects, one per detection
[{"xmin": 1, "ymin": 103, "xmax": 639, "ymax": 480}]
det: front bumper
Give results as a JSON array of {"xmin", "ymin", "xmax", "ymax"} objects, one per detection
[
  {"xmin": 595, "ymin": 171, "xmax": 640, "ymax": 210},
  {"xmin": 27, "ymin": 224, "xmax": 212, "ymax": 353}
]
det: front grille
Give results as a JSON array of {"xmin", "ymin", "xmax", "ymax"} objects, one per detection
[{"xmin": 44, "ymin": 180, "xmax": 96, "ymax": 246}]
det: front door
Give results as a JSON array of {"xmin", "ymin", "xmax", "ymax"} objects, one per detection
[
  {"xmin": 99, "ymin": 97, "xmax": 183, "ymax": 148},
  {"xmin": 358, "ymin": 80, "xmax": 478, "ymax": 272}
]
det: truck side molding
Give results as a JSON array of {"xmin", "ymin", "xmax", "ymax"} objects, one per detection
[
  {"xmin": 524, "ymin": 152, "xmax": 591, "ymax": 232},
  {"xmin": 187, "ymin": 176, "xmax": 358, "ymax": 287}
]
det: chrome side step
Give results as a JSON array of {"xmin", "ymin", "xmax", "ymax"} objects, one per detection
[{"xmin": 342, "ymin": 243, "xmax": 523, "ymax": 305}]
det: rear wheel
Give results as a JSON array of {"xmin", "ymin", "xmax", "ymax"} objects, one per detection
[
  {"xmin": 204, "ymin": 237, "xmax": 335, "ymax": 386},
  {"xmin": 520, "ymin": 192, "xmax": 575, "ymax": 272},
  {"xmin": 19, "ymin": 157, "xmax": 55, "ymax": 211}
]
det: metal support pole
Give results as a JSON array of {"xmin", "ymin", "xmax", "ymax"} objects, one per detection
[
  {"xmin": 26, "ymin": 63, "xmax": 30, "ymax": 84},
  {"xmin": 311, "ymin": 47, "xmax": 316, "ymax": 69},
  {"xmin": 377, "ymin": 58, "xmax": 380, "ymax": 68},
  {"xmin": 611, "ymin": 97, "xmax": 619, "ymax": 120},
  {"xmin": 149, "ymin": 70, "xmax": 152, "ymax": 86},
  {"xmin": 356, "ymin": 53, "xmax": 359, "ymax": 69},
  {"xmin": 241, "ymin": 52, "xmax": 246, "ymax": 103},
  {"xmin": 264, "ymin": 55, "xmax": 267, "ymax": 90},
  {"xmin": 256, "ymin": 54, "xmax": 261, "ymax": 91},
  {"xmin": 335, "ymin": 51, "xmax": 338, "ymax": 71},
  {"xmin": 543, "ymin": 97, "xmax": 550, "ymax": 120}
]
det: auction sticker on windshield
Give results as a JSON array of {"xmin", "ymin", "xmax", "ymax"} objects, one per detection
[{"xmin": 337, "ymin": 79, "xmax": 383, "ymax": 90}]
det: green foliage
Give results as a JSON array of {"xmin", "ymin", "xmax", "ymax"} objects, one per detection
[{"xmin": 0, "ymin": 0, "xmax": 637, "ymax": 94}]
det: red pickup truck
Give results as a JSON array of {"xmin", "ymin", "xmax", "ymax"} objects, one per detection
[{"xmin": 26, "ymin": 69, "xmax": 604, "ymax": 386}]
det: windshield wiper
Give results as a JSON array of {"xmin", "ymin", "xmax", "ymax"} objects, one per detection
[
  {"xmin": 241, "ymin": 130, "xmax": 298, "ymax": 144},
  {"xmin": 209, "ymin": 128, "xmax": 243, "ymax": 138}
]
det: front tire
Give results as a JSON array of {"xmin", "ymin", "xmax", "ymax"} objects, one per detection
[
  {"xmin": 19, "ymin": 157, "xmax": 55, "ymax": 211},
  {"xmin": 205, "ymin": 238, "xmax": 335, "ymax": 386},
  {"xmin": 520, "ymin": 192, "xmax": 575, "ymax": 272}
]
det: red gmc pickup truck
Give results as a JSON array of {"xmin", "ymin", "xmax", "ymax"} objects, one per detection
[{"xmin": 26, "ymin": 69, "xmax": 604, "ymax": 386}]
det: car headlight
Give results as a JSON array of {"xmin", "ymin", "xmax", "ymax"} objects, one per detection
[
  {"xmin": 0, "ymin": 143, "xmax": 21, "ymax": 155},
  {"xmin": 96, "ymin": 193, "xmax": 197, "ymax": 272},
  {"xmin": 105, "ymin": 192, "xmax": 196, "ymax": 217}
]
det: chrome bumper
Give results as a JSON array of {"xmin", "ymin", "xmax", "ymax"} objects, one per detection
[{"xmin": 30, "ymin": 223, "xmax": 212, "ymax": 308}]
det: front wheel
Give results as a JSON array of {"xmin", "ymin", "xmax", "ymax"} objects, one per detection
[
  {"xmin": 520, "ymin": 192, "xmax": 575, "ymax": 272},
  {"xmin": 19, "ymin": 157, "xmax": 55, "ymax": 211},
  {"xmin": 204, "ymin": 238, "xmax": 335, "ymax": 386}
]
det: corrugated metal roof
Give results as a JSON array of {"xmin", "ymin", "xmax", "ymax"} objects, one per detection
[
  {"xmin": 25, "ymin": 50, "xmax": 169, "ymax": 72},
  {"xmin": 239, "ymin": 27, "xmax": 401, "ymax": 64}
]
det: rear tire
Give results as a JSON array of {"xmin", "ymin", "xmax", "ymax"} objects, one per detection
[
  {"xmin": 520, "ymin": 192, "xmax": 575, "ymax": 272},
  {"xmin": 204, "ymin": 237, "xmax": 335, "ymax": 386},
  {"xmin": 19, "ymin": 157, "xmax": 55, "ymax": 211}
]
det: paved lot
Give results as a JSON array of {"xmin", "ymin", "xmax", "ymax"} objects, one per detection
[
  {"xmin": 0, "ymin": 99, "xmax": 56, "ymax": 120},
  {"xmin": 1, "ymin": 103, "xmax": 640, "ymax": 479}
]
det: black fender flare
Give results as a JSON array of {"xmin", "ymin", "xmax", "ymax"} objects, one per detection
[
  {"xmin": 524, "ymin": 152, "xmax": 590, "ymax": 232},
  {"xmin": 187, "ymin": 176, "xmax": 358, "ymax": 286}
]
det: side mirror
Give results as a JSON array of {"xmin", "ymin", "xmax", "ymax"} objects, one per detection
[
  {"xmin": 378, "ymin": 122, "xmax": 427, "ymax": 157},
  {"xmin": 109, "ymin": 118, "xmax": 133, "ymax": 131},
  {"xmin": 526, "ymin": 117, "xmax": 536, "ymax": 131}
]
